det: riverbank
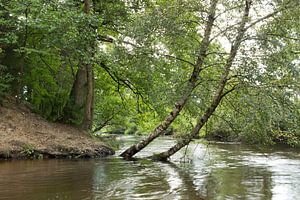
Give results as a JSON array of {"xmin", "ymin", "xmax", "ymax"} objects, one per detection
[{"xmin": 0, "ymin": 101, "xmax": 114, "ymax": 159}]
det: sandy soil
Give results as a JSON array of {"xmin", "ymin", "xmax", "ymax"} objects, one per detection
[{"xmin": 0, "ymin": 100, "xmax": 114, "ymax": 159}]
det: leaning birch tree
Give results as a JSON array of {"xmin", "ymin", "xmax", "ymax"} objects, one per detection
[
  {"xmin": 152, "ymin": 0, "xmax": 252, "ymax": 160},
  {"xmin": 120, "ymin": 0, "xmax": 219, "ymax": 159}
]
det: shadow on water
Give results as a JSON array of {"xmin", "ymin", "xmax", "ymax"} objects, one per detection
[
  {"xmin": 0, "ymin": 159, "xmax": 95, "ymax": 200},
  {"xmin": 0, "ymin": 136, "xmax": 300, "ymax": 199}
]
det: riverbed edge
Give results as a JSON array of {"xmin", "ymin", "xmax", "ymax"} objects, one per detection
[{"xmin": 0, "ymin": 104, "xmax": 115, "ymax": 160}]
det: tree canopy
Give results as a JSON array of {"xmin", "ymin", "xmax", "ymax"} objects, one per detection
[{"xmin": 1, "ymin": 0, "xmax": 299, "ymax": 159}]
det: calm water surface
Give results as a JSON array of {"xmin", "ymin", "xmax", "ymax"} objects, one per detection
[{"xmin": 1, "ymin": 136, "xmax": 300, "ymax": 200}]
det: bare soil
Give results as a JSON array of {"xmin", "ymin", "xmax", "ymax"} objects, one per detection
[{"xmin": 0, "ymin": 99, "xmax": 114, "ymax": 159}]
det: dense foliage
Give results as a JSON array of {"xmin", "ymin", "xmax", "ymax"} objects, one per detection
[{"xmin": 0, "ymin": 0, "xmax": 299, "ymax": 147}]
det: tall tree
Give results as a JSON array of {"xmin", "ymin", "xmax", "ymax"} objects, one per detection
[{"xmin": 65, "ymin": 0, "xmax": 95, "ymax": 130}]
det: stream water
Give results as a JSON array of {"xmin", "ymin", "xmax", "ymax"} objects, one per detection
[{"xmin": 1, "ymin": 135, "xmax": 300, "ymax": 200}]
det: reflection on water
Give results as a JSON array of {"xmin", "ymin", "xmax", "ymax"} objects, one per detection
[
  {"xmin": 0, "ymin": 136, "xmax": 300, "ymax": 200},
  {"xmin": 0, "ymin": 159, "xmax": 95, "ymax": 200}
]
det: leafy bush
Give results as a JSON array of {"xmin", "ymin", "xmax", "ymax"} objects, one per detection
[{"xmin": 21, "ymin": 144, "xmax": 34, "ymax": 157}]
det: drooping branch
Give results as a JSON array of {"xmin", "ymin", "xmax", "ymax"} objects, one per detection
[
  {"xmin": 93, "ymin": 115, "xmax": 115, "ymax": 133},
  {"xmin": 162, "ymin": 54, "xmax": 195, "ymax": 67},
  {"xmin": 97, "ymin": 35, "xmax": 114, "ymax": 43},
  {"xmin": 211, "ymin": 113, "xmax": 239, "ymax": 134},
  {"xmin": 220, "ymin": 84, "xmax": 238, "ymax": 99},
  {"xmin": 98, "ymin": 62, "xmax": 153, "ymax": 111}
]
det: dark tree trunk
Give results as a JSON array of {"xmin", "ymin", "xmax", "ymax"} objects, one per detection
[
  {"xmin": 82, "ymin": 64, "xmax": 94, "ymax": 130},
  {"xmin": 152, "ymin": 0, "xmax": 252, "ymax": 161},
  {"xmin": 73, "ymin": 66, "xmax": 88, "ymax": 107},
  {"xmin": 63, "ymin": 0, "xmax": 94, "ymax": 130},
  {"xmin": 93, "ymin": 115, "xmax": 115, "ymax": 133},
  {"xmin": 120, "ymin": 0, "xmax": 219, "ymax": 159},
  {"xmin": 84, "ymin": 0, "xmax": 91, "ymax": 13}
]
